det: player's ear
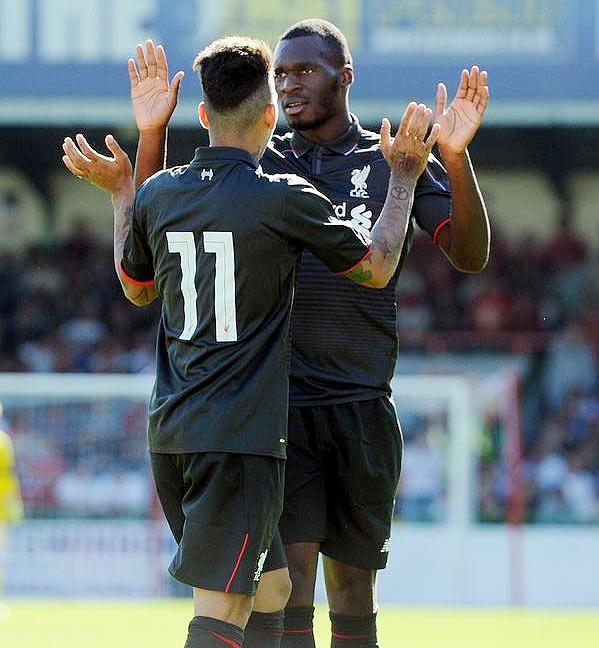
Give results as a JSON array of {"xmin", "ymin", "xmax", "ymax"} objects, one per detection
[
  {"xmin": 264, "ymin": 102, "xmax": 278, "ymax": 130},
  {"xmin": 198, "ymin": 102, "xmax": 209, "ymax": 130},
  {"xmin": 341, "ymin": 65, "xmax": 354, "ymax": 88}
]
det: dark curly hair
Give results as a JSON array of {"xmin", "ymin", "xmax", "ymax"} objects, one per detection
[{"xmin": 193, "ymin": 36, "xmax": 273, "ymax": 123}]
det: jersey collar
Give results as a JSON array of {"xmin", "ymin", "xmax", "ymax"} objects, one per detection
[
  {"xmin": 191, "ymin": 146, "xmax": 259, "ymax": 169},
  {"xmin": 290, "ymin": 114, "xmax": 362, "ymax": 158}
]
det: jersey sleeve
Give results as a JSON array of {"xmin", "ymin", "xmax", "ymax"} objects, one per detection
[
  {"xmin": 120, "ymin": 187, "xmax": 155, "ymax": 285},
  {"xmin": 413, "ymin": 154, "xmax": 453, "ymax": 244},
  {"xmin": 280, "ymin": 177, "xmax": 370, "ymax": 273}
]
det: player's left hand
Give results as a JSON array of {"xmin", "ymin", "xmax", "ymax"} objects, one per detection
[
  {"xmin": 433, "ymin": 65, "xmax": 489, "ymax": 155},
  {"xmin": 62, "ymin": 134, "xmax": 134, "ymax": 196}
]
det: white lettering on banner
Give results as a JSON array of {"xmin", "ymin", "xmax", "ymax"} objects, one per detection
[
  {"xmin": 108, "ymin": 0, "xmax": 159, "ymax": 60},
  {"xmin": 5, "ymin": 520, "xmax": 172, "ymax": 597},
  {"xmin": 0, "ymin": 0, "xmax": 158, "ymax": 63},
  {"xmin": 0, "ymin": 0, "xmax": 30, "ymax": 62},
  {"xmin": 38, "ymin": 0, "xmax": 103, "ymax": 62}
]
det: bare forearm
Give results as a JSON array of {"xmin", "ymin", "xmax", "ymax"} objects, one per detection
[
  {"xmin": 112, "ymin": 188, "xmax": 135, "ymax": 277},
  {"xmin": 112, "ymin": 187, "xmax": 156, "ymax": 306},
  {"xmin": 346, "ymin": 173, "xmax": 416, "ymax": 288},
  {"xmin": 438, "ymin": 148, "xmax": 489, "ymax": 272},
  {"xmin": 134, "ymin": 127, "xmax": 167, "ymax": 189}
]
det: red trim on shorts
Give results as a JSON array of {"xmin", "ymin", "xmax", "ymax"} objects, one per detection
[
  {"xmin": 119, "ymin": 261, "xmax": 155, "ymax": 287},
  {"xmin": 209, "ymin": 631, "xmax": 242, "ymax": 647},
  {"xmin": 432, "ymin": 218, "xmax": 452, "ymax": 246},
  {"xmin": 225, "ymin": 532, "xmax": 249, "ymax": 593},
  {"xmin": 283, "ymin": 628, "xmax": 314, "ymax": 635},
  {"xmin": 336, "ymin": 247, "xmax": 373, "ymax": 275}
]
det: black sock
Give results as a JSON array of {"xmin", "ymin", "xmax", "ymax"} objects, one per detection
[
  {"xmin": 184, "ymin": 616, "xmax": 244, "ymax": 648},
  {"xmin": 243, "ymin": 610, "xmax": 284, "ymax": 647},
  {"xmin": 330, "ymin": 612, "xmax": 378, "ymax": 647},
  {"xmin": 281, "ymin": 606, "xmax": 316, "ymax": 648}
]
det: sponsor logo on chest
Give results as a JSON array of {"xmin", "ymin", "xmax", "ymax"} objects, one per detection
[{"xmin": 333, "ymin": 202, "xmax": 374, "ymax": 245}]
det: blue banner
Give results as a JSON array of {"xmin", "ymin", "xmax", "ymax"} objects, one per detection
[{"xmin": 0, "ymin": 0, "xmax": 597, "ymax": 125}]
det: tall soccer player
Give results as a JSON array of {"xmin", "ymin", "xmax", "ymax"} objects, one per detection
[
  {"xmin": 61, "ymin": 35, "xmax": 441, "ymax": 648},
  {"xmin": 130, "ymin": 19, "xmax": 490, "ymax": 647}
]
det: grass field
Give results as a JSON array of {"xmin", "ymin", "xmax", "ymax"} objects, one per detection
[{"xmin": 1, "ymin": 601, "xmax": 598, "ymax": 647}]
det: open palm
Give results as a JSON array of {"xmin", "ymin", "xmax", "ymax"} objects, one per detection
[
  {"xmin": 129, "ymin": 40, "xmax": 184, "ymax": 131},
  {"xmin": 433, "ymin": 66, "xmax": 489, "ymax": 155}
]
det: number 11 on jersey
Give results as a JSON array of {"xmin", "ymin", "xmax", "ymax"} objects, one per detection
[{"xmin": 167, "ymin": 231, "xmax": 238, "ymax": 343}]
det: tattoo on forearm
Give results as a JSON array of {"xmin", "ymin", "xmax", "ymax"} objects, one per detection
[
  {"xmin": 114, "ymin": 202, "xmax": 134, "ymax": 270},
  {"xmin": 391, "ymin": 186, "xmax": 409, "ymax": 201},
  {"xmin": 346, "ymin": 264, "xmax": 374, "ymax": 284},
  {"xmin": 370, "ymin": 179, "xmax": 414, "ymax": 270}
]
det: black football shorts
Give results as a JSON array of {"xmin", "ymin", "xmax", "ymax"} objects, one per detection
[
  {"xmin": 280, "ymin": 396, "xmax": 403, "ymax": 570},
  {"xmin": 151, "ymin": 451, "xmax": 285, "ymax": 595}
]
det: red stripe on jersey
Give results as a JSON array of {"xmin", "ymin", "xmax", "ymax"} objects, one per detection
[
  {"xmin": 119, "ymin": 261, "xmax": 155, "ymax": 286},
  {"xmin": 225, "ymin": 532, "xmax": 249, "ymax": 593},
  {"xmin": 432, "ymin": 217, "xmax": 452, "ymax": 246},
  {"xmin": 209, "ymin": 631, "xmax": 242, "ymax": 647},
  {"xmin": 337, "ymin": 247, "xmax": 373, "ymax": 275}
]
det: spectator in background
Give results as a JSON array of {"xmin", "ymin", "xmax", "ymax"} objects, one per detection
[
  {"xmin": 543, "ymin": 322, "xmax": 596, "ymax": 411},
  {"xmin": 0, "ymin": 404, "xmax": 24, "ymax": 595},
  {"xmin": 541, "ymin": 212, "xmax": 589, "ymax": 318}
]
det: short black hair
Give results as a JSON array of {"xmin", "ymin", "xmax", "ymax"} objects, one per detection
[
  {"xmin": 193, "ymin": 36, "xmax": 273, "ymax": 113},
  {"xmin": 279, "ymin": 18, "xmax": 352, "ymax": 67}
]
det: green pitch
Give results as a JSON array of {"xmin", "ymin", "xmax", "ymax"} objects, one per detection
[{"xmin": 1, "ymin": 601, "xmax": 598, "ymax": 647}]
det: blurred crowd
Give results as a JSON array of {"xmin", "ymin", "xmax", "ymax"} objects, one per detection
[{"xmin": 0, "ymin": 219, "xmax": 597, "ymax": 523}]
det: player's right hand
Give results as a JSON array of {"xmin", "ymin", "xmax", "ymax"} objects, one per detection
[
  {"xmin": 380, "ymin": 103, "xmax": 441, "ymax": 181},
  {"xmin": 62, "ymin": 134, "xmax": 134, "ymax": 196},
  {"xmin": 129, "ymin": 39, "xmax": 184, "ymax": 132}
]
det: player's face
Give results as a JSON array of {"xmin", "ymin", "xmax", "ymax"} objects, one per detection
[{"xmin": 274, "ymin": 35, "xmax": 345, "ymax": 131}]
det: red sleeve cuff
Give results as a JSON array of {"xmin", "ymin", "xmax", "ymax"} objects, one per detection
[
  {"xmin": 337, "ymin": 247, "xmax": 373, "ymax": 275},
  {"xmin": 432, "ymin": 218, "xmax": 452, "ymax": 246},
  {"xmin": 119, "ymin": 261, "xmax": 155, "ymax": 287}
]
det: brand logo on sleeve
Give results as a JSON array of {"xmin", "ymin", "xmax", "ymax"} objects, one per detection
[
  {"xmin": 350, "ymin": 165, "xmax": 371, "ymax": 198},
  {"xmin": 380, "ymin": 538, "xmax": 391, "ymax": 553},
  {"xmin": 201, "ymin": 168, "xmax": 214, "ymax": 181}
]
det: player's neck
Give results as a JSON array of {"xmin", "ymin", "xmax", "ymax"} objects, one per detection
[
  {"xmin": 296, "ymin": 110, "xmax": 352, "ymax": 145},
  {"xmin": 208, "ymin": 134, "xmax": 262, "ymax": 161}
]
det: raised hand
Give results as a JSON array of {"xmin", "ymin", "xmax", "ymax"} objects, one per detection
[
  {"xmin": 129, "ymin": 39, "xmax": 184, "ymax": 132},
  {"xmin": 62, "ymin": 134, "xmax": 134, "ymax": 195},
  {"xmin": 380, "ymin": 102, "xmax": 441, "ymax": 180},
  {"xmin": 433, "ymin": 65, "xmax": 489, "ymax": 155}
]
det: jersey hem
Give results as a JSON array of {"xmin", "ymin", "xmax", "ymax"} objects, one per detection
[
  {"xmin": 289, "ymin": 389, "xmax": 390, "ymax": 407},
  {"xmin": 148, "ymin": 446, "xmax": 287, "ymax": 459}
]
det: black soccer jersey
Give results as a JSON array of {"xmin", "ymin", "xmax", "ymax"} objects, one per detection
[
  {"xmin": 121, "ymin": 147, "xmax": 369, "ymax": 456},
  {"xmin": 260, "ymin": 115, "xmax": 452, "ymax": 405}
]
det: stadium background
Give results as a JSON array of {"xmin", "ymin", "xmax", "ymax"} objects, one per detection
[{"xmin": 0, "ymin": 0, "xmax": 598, "ymax": 614}]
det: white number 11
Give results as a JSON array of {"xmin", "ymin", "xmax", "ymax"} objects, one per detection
[{"xmin": 167, "ymin": 231, "xmax": 238, "ymax": 342}]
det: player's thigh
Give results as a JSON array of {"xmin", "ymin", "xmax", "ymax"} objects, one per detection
[
  {"xmin": 161, "ymin": 452, "xmax": 285, "ymax": 596},
  {"xmin": 150, "ymin": 452, "xmax": 186, "ymax": 541},
  {"xmin": 321, "ymin": 397, "xmax": 403, "ymax": 570},
  {"xmin": 279, "ymin": 405, "xmax": 327, "ymax": 545}
]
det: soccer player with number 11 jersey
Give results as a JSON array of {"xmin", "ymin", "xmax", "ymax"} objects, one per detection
[{"xmin": 132, "ymin": 19, "xmax": 490, "ymax": 648}]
